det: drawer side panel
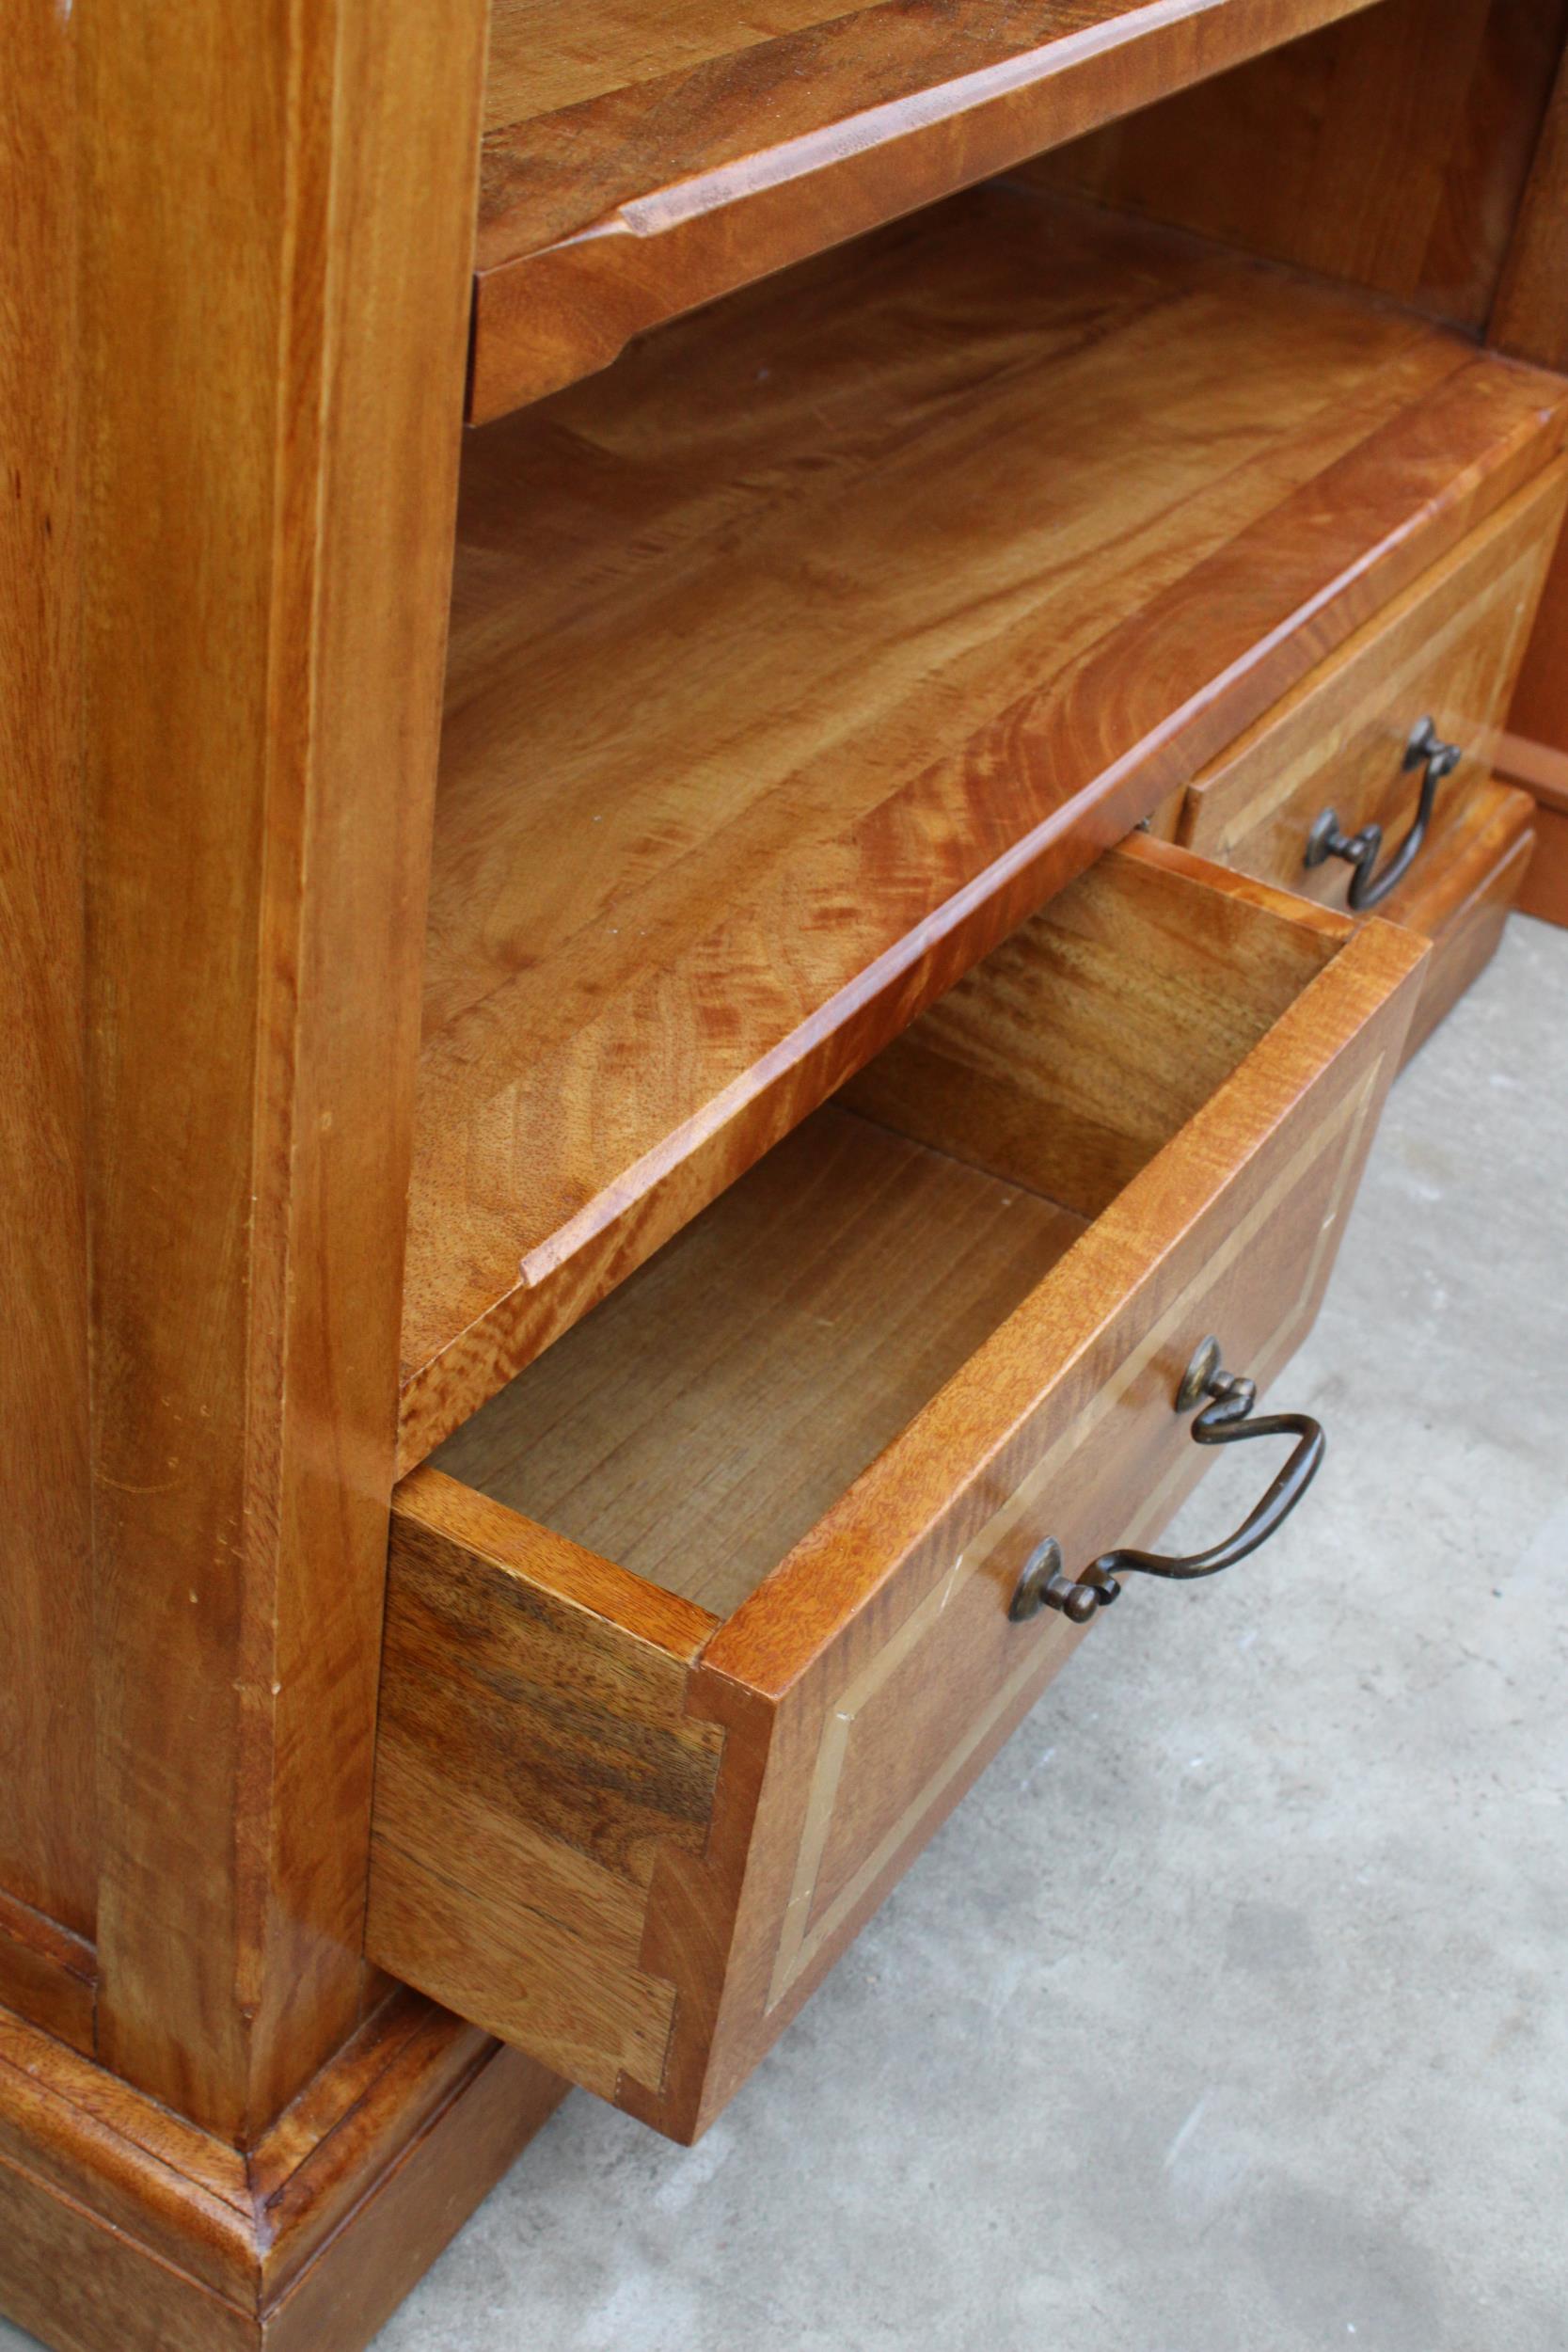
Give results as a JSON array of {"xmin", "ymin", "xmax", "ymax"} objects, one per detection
[{"xmin": 368, "ymin": 1475, "xmax": 724, "ymax": 2105}]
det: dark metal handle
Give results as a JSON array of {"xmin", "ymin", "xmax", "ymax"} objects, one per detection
[
  {"xmin": 1303, "ymin": 715, "xmax": 1462, "ymax": 912},
  {"xmin": 1009, "ymin": 1337, "xmax": 1325, "ymax": 1626}
]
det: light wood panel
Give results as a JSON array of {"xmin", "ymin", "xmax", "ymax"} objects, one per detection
[
  {"xmin": 472, "ymin": 0, "xmax": 1387, "ymax": 417},
  {"xmin": 404, "ymin": 186, "xmax": 1568, "ymax": 1468},
  {"xmin": 1030, "ymin": 0, "xmax": 1568, "ymax": 334},
  {"xmin": 372, "ymin": 844, "xmax": 1429, "ymax": 2140},
  {"xmin": 435, "ymin": 1110, "xmax": 1089, "ymax": 1617},
  {"xmin": 76, "ymin": 0, "xmax": 487, "ymax": 2144},
  {"xmin": 0, "ymin": 0, "xmax": 97, "ymax": 1986},
  {"xmin": 839, "ymin": 841, "xmax": 1339, "ymax": 1220}
]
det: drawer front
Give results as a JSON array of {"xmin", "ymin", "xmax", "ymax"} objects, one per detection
[
  {"xmin": 369, "ymin": 850, "xmax": 1426, "ymax": 2142},
  {"xmin": 1178, "ymin": 466, "xmax": 1566, "ymax": 912}
]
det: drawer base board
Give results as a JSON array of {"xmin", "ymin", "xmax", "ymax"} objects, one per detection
[
  {"xmin": 1496, "ymin": 730, "xmax": 1568, "ymax": 930},
  {"xmin": 1397, "ymin": 780, "xmax": 1537, "ymax": 1062},
  {"xmin": 0, "ymin": 1995, "xmax": 562, "ymax": 2352}
]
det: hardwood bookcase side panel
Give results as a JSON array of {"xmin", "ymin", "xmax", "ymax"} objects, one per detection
[
  {"xmin": 0, "ymin": 0, "xmax": 97, "ymax": 1963},
  {"xmin": 401, "ymin": 191, "xmax": 1568, "ymax": 1467},
  {"xmin": 471, "ymin": 0, "xmax": 1388, "ymax": 417},
  {"xmin": 76, "ymin": 0, "xmax": 490, "ymax": 2139}
]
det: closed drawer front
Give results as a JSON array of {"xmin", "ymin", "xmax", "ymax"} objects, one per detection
[
  {"xmin": 367, "ymin": 840, "xmax": 1426, "ymax": 2142},
  {"xmin": 1179, "ymin": 465, "xmax": 1567, "ymax": 917}
]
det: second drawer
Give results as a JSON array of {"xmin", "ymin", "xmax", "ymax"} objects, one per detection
[
  {"xmin": 1177, "ymin": 465, "xmax": 1566, "ymax": 989},
  {"xmin": 367, "ymin": 839, "xmax": 1425, "ymax": 2142}
]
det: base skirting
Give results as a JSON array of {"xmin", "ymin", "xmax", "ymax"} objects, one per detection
[{"xmin": 0, "ymin": 1991, "xmax": 564, "ymax": 2352}]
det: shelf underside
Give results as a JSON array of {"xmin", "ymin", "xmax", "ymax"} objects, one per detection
[
  {"xmin": 472, "ymin": 0, "xmax": 1386, "ymax": 420},
  {"xmin": 403, "ymin": 187, "xmax": 1566, "ymax": 1468}
]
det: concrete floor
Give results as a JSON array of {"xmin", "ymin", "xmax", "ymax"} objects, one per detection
[{"xmin": 8, "ymin": 915, "xmax": 1566, "ymax": 2352}]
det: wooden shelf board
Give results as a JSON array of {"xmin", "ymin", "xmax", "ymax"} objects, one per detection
[
  {"xmin": 402, "ymin": 188, "xmax": 1568, "ymax": 1468},
  {"xmin": 472, "ymin": 0, "xmax": 1389, "ymax": 421}
]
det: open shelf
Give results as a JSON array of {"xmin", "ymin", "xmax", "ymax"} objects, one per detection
[
  {"xmin": 402, "ymin": 185, "xmax": 1566, "ymax": 1468},
  {"xmin": 472, "ymin": 0, "xmax": 1387, "ymax": 421}
]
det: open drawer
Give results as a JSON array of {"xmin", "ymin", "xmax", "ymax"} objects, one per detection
[{"xmin": 367, "ymin": 839, "xmax": 1426, "ymax": 2141}]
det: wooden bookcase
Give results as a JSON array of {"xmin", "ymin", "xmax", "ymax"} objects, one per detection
[{"xmin": 2, "ymin": 2, "xmax": 1564, "ymax": 2344}]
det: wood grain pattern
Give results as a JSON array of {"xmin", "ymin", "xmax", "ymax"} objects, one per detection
[
  {"xmin": 1180, "ymin": 467, "xmax": 1567, "ymax": 901},
  {"xmin": 404, "ymin": 187, "xmax": 1568, "ymax": 1470},
  {"xmin": 839, "ymin": 843, "xmax": 1338, "ymax": 1220},
  {"xmin": 471, "ymin": 0, "xmax": 1386, "ymax": 417},
  {"xmin": 434, "ymin": 1111, "xmax": 1089, "ymax": 1616},
  {"xmin": 77, "ymin": 0, "xmax": 487, "ymax": 2143},
  {"xmin": 371, "ymin": 1478, "xmax": 723, "ymax": 2101},
  {"xmin": 1031, "ymin": 0, "xmax": 1568, "ymax": 335},
  {"xmin": 0, "ymin": 0, "xmax": 97, "ymax": 1979},
  {"xmin": 675, "ymin": 878, "xmax": 1425, "ymax": 2139},
  {"xmin": 1491, "ymin": 38, "xmax": 1568, "ymax": 369},
  {"xmin": 0, "ymin": 1990, "xmax": 563, "ymax": 2351},
  {"xmin": 371, "ymin": 845, "xmax": 1428, "ymax": 2138},
  {"xmin": 0, "ymin": 1894, "xmax": 95, "ymax": 2059}
]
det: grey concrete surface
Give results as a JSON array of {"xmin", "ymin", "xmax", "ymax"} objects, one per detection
[{"xmin": 5, "ymin": 916, "xmax": 1565, "ymax": 2352}]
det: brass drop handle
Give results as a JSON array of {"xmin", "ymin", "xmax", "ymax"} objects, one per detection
[
  {"xmin": 1303, "ymin": 715, "xmax": 1462, "ymax": 912},
  {"xmin": 1009, "ymin": 1337, "xmax": 1325, "ymax": 1626}
]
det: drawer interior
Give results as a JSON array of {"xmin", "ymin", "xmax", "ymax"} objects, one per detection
[{"xmin": 433, "ymin": 843, "xmax": 1339, "ymax": 1621}]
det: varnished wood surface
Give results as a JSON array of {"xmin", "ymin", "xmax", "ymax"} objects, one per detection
[
  {"xmin": 435, "ymin": 1109, "xmax": 1088, "ymax": 1617},
  {"xmin": 0, "ymin": 1893, "xmax": 96, "ymax": 2060},
  {"xmin": 1505, "ymin": 516, "xmax": 1568, "ymax": 793},
  {"xmin": 371, "ymin": 1478, "xmax": 724, "ymax": 2101},
  {"xmin": 472, "ymin": 0, "xmax": 1385, "ymax": 417},
  {"xmin": 0, "ymin": 0, "xmax": 97, "ymax": 1987},
  {"xmin": 1491, "ymin": 38, "xmax": 1568, "ymax": 369},
  {"xmin": 1032, "ymin": 0, "xmax": 1568, "ymax": 337},
  {"xmin": 0, "ymin": 1989, "xmax": 563, "ymax": 2350},
  {"xmin": 679, "ymin": 871, "xmax": 1425, "ymax": 2139},
  {"xmin": 1180, "ymin": 467, "xmax": 1568, "ymax": 901},
  {"xmin": 372, "ymin": 845, "xmax": 1428, "ymax": 2138},
  {"xmin": 404, "ymin": 187, "xmax": 1568, "ymax": 1469},
  {"xmin": 1394, "ymin": 781, "xmax": 1537, "ymax": 1055},
  {"xmin": 1515, "ymin": 801, "xmax": 1568, "ymax": 929},
  {"xmin": 76, "ymin": 0, "xmax": 487, "ymax": 2145},
  {"xmin": 1500, "ymin": 710, "xmax": 1568, "ymax": 928},
  {"xmin": 840, "ymin": 842, "xmax": 1338, "ymax": 1220}
]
